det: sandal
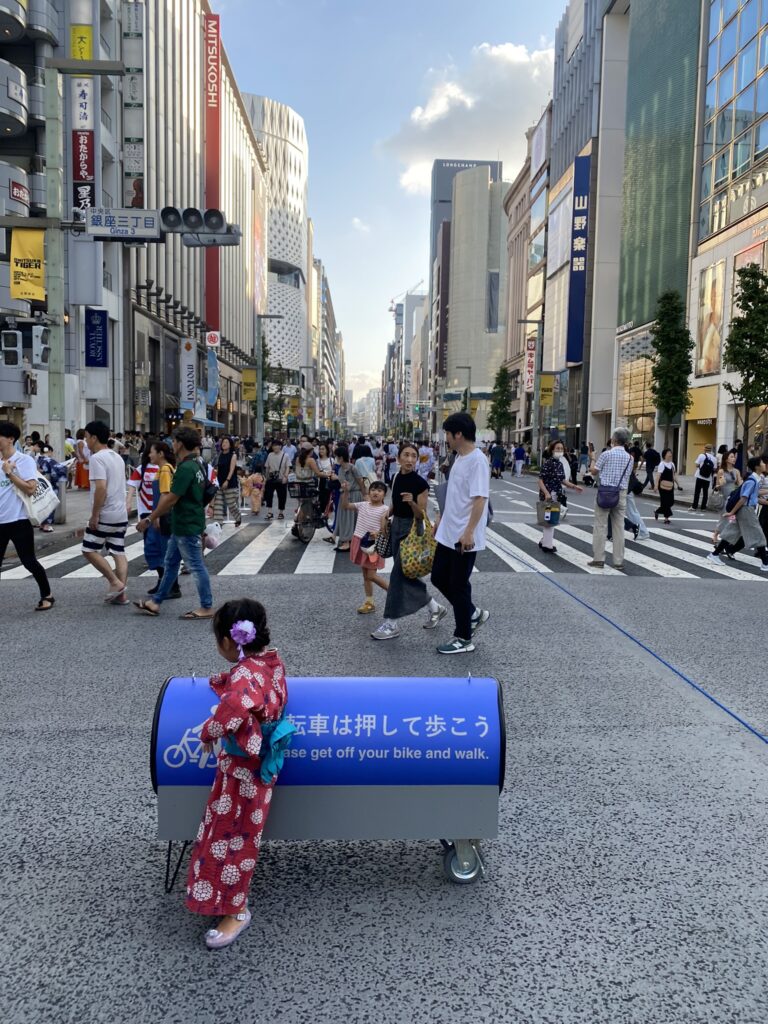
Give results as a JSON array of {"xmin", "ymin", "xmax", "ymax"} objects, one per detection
[
  {"xmin": 133, "ymin": 600, "xmax": 160, "ymax": 616},
  {"xmin": 265, "ymin": 512, "xmax": 274, "ymax": 520},
  {"xmin": 35, "ymin": 596, "xmax": 55, "ymax": 612},
  {"xmin": 179, "ymin": 610, "xmax": 215, "ymax": 620},
  {"xmin": 277, "ymin": 512, "xmax": 284, "ymax": 520},
  {"xmin": 205, "ymin": 908, "xmax": 251, "ymax": 950}
]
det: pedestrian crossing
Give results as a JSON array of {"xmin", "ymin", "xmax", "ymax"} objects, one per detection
[{"xmin": 3, "ymin": 517, "xmax": 768, "ymax": 582}]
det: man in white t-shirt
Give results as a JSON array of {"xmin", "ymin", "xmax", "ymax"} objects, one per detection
[
  {"xmin": 431, "ymin": 412, "xmax": 490, "ymax": 655},
  {"xmin": 692, "ymin": 444, "xmax": 717, "ymax": 512},
  {"xmin": 81, "ymin": 420, "xmax": 129, "ymax": 603}
]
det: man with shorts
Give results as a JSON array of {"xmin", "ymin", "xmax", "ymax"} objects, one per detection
[{"xmin": 81, "ymin": 420, "xmax": 129, "ymax": 603}]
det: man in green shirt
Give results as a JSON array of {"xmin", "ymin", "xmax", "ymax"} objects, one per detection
[{"xmin": 135, "ymin": 426, "xmax": 214, "ymax": 619}]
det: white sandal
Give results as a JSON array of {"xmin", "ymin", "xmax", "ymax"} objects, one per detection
[{"xmin": 204, "ymin": 907, "xmax": 251, "ymax": 950}]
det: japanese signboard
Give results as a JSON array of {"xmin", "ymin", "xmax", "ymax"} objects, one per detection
[
  {"xmin": 70, "ymin": 25, "xmax": 93, "ymax": 61},
  {"xmin": 10, "ymin": 180, "xmax": 29, "ymax": 207},
  {"xmin": 539, "ymin": 373, "xmax": 555, "ymax": 407},
  {"xmin": 180, "ymin": 339, "xmax": 196, "ymax": 409},
  {"xmin": 205, "ymin": 330, "xmax": 220, "ymax": 349},
  {"xmin": 242, "ymin": 368, "xmax": 257, "ymax": 402},
  {"xmin": 524, "ymin": 336, "xmax": 537, "ymax": 394},
  {"xmin": 122, "ymin": 1, "xmax": 146, "ymax": 208},
  {"xmin": 86, "ymin": 208, "xmax": 161, "ymax": 239},
  {"xmin": 10, "ymin": 229, "xmax": 45, "ymax": 301},
  {"xmin": 84, "ymin": 308, "xmax": 109, "ymax": 367},
  {"xmin": 565, "ymin": 155, "xmax": 591, "ymax": 364},
  {"xmin": 73, "ymin": 130, "xmax": 95, "ymax": 183},
  {"xmin": 204, "ymin": 14, "xmax": 221, "ymax": 330}
]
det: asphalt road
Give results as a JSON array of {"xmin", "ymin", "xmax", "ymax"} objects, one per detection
[{"xmin": 3, "ymin": 477, "xmax": 767, "ymax": 1024}]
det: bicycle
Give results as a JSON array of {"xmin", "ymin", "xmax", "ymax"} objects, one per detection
[{"xmin": 288, "ymin": 480, "xmax": 330, "ymax": 544}]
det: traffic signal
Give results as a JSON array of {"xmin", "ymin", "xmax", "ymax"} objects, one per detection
[
  {"xmin": 0, "ymin": 330, "xmax": 22, "ymax": 366},
  {"xmin": 159, "ymin": 207, "xmax": 240, "ymax": 248},
  {"xmin": 32, "ymin": 325, "xmax": 50, "ymax": 367}
]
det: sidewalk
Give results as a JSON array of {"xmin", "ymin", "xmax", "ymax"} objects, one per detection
[{"xmin": 635, "ymin": 473, "xmax": 697, "ymax": 509}]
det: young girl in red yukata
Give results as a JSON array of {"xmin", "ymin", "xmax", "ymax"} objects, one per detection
[{"xmin": 185, "ymin": 598, "xmax": 292, "ymax": 950}]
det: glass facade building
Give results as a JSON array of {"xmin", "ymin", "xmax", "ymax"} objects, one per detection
[
  {"xmin": 618, "ymin": 0, "xmax": 702, "ymax": 330},
  {"xmin": 700, "ymin": 0, "xmax": 768, "ymax": 238}
]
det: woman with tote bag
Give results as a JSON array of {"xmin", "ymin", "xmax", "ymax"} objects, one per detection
[{"xmin": 0, "ymin": 421, "xmax": 54, "ymax": 611}]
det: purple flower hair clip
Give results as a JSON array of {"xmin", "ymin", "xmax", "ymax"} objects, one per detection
[{"xmin": 230, "ymin": 619, "xmax": 257, "ymax": 660}]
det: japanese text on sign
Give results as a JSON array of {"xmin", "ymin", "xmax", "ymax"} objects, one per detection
[{"xmin": 86, "ymin": 208, "xmax": 161, "ymax": 239}]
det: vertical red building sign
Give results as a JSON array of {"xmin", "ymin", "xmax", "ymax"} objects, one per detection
[{"xmin": 204, "ymin": 13, "xmax": 221, "ymax": 330}]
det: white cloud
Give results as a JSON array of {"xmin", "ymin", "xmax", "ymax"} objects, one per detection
[
  {"xmin": 385, "ymin": 42, "xmax": 554, "ymax": 195},
  {"xmin": 347, "ymin": 370, "xmax": 382, "ymax": 400},
  {"xmin": 351, "ymin": 216, "xmax": 371, "ymax": 234}
]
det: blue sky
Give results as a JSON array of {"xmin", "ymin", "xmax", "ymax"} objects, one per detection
[{"xmin": 212, "ymin": 0, "xmax": 564, "ymax": 397}]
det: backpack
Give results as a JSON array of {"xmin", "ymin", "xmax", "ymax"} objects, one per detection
[
  {"xmin": 250, "ymin": 450, "xmax": 267, "ymax": 472},
  {"xmin": 725, "ymin": 477, "xmax": 756, "ymax": 513},
  {"xmin": 196, "ymin": 457, "xmax": 218, "ymax": 506},
  {"xmin": 699, "ymin": 455, "xmax": 714, "ymax": 479}
]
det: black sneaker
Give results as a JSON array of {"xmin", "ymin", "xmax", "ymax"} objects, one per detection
[{"xmin": 168, "ymin": 587, "xmax": 183, "ymax": 599}]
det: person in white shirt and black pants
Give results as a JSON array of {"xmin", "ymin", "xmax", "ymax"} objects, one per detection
[
  {"xmin": 692, "ymin": 444, "xmax": 717, "ymax": 512},
  {"xmin": 430, "ymin": 413, "xmax": 490, "ymax": 655}
]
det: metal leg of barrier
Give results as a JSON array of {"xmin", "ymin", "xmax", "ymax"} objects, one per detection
[{"xmin": 164, "ymin": 841, "xmax": 190, "ymax": 894}]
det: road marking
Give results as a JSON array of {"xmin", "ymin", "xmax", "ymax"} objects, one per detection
[
  {"xmin": 505, "ymin": 522, "xmax": 621, "ymax": 574},
  {"xmin": 1, "ymin": 526, "xmax": 139, "ymax": 580},
  {"xmin": 62, "ymin": 537, "xmax": 150, "ymax": 577},
  {"xmin": 486, "ymin": 527, "xmax": 552, "ymax": 573},
  {"xmin": 647, "ymin": 528, "xmax": 766, "ymax": 581},
  {"xmin": 295, "ymin": 529, "xmax": 337, "ymax": 574},
  {"xmin": 557, "ymin": 525, "xmax": 696, "ymax": 578},
  {"xmin": 218, "ymin": 521, "xmax": 291, "ymax": 575}
]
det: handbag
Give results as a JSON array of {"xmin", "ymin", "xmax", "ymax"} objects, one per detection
[
  {"xmin": 536, "ymin": 500, "xmax": 561, "ymax": 526},
  {"xmin": 374, "ymin": 520, "xmax": 393, "ymax": 558},
  {"xmin": 399, "ymin": 515, "xmax": 437, "ymax": 578},
  {"xmin": 596, "ymin": 457, "xmax": 632, "ymax": 509},
  {"xmin": 17, "ymin": 472, "xmax": 60, "ymax": 527},
  {"xmin": 709, "ymin": 487, "xmax": 725, "ymax": 512}
]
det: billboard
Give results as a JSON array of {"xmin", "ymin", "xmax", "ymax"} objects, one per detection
[
  {"xmin": 204, "ymin": 14, "xmax": 221, "ymax": 330},
  {"xmin": 253, "ymin": 163, "xmax": 268, "ymax": 316},
  {"xmin": 566, "ymin": 155, "xmax": 591, "ymax": 364},
  {"xmin": 696, "ymin": 261, "xmax": 725, "ymax": 376}
]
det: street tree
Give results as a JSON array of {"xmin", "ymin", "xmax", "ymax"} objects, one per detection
[
  {"xmin": 723, "ymin": 263, "xmax": 768, "ymax": 450},
  {"xmin": 649, "ymin": 290, "xmax": 694, "ymax": 450},
  {"xmin": 487, "ymin": 366, "xmax": 516, "ymax": 441}
]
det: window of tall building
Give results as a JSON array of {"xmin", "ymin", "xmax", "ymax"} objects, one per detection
[{"xmin": 700, "ymin": 0, "xmax": 768, "ymax": 238}]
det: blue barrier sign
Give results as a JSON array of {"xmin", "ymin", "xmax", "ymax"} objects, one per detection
[{"xmin": 152, "ymin": 676, "xmax": 504, "ymax": 790}]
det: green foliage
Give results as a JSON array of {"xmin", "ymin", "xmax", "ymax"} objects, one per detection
[
  {"xmin": 487, "ymin": 366, "xmax": 516, "ymax": 440},
  {"xmin": 649, "ymin": 290, "xmax": 694, "ymax": 438},
  {"xmin": 723, "ymin": 265, "xmax": 768, "ymax": 430}
]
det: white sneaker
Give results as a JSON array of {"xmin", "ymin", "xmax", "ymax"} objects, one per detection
[
  {"xmin": 423, "ymin": 605, "xmax": 447, "ymax": 629},
  {"xmin": 706, "ymin": 553, "xmax": 723, "ymax": 565},
  {"xmin": 760, "ymin": 563, "xmax": 768, "ymax": 573},
  {"xmin": 471, "ymin": 609, "xmax": 490, "ymax": 635},
  {"xmin": 371, "ymin": 622, "xmax": 400, "ymax": 640}
]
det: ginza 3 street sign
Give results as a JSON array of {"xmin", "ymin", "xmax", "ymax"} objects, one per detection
[{"xmin": 86, "ymin": 208, "xmax": 161, "ymax": 239}]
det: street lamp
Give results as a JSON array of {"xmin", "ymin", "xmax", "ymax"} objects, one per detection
[
  {"xmin": 518, "ymin": 319, "xmax": 544, "ymax": 466},
  {"xmin": 456, "ymin": 365, "xmax": 472, "ymax": 413}
]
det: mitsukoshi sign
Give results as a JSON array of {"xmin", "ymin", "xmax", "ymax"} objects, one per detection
[{"xmin": 204, "ymin": 13, "xmax": 221, "ymax": 332}]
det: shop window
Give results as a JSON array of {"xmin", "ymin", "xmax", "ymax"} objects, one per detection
[
  {"xmin": 740, "ymin": 0, "xmax": 758, "ymax": 45},
  {"xmin": 718, "ymin": 61, "xmax": 736, "ymax": 106},
  {"xmin": 738, "ymin": 37, "xmax": 758, "ymax": 90},
  {"xmin": 734, "ymin": 84, "xmax": 756, "ymax": 133},
  {"xmin": 721, "ymin": 17, "xmax": 738, "ymax": 66},
  {"xmin": 733, "ymin": 128, "xmax": 753, "ymax": 176},
  {"xmin": 716, "ymin": 102, "xmax": 734, "ymax": 147}
]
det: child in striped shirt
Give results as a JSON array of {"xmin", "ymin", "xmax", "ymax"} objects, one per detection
[{"xmin": 341, "ymin": 480, "xmax": 390, "ymax": 614}]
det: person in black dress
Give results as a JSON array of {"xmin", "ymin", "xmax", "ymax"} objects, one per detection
[{"xmin": 653, "ymin": 448, "xmax": 680, "ymax": 524}]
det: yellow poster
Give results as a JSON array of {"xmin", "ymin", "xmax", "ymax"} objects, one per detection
[
  {"xmin": 242, "ymin": 368, "xmax": 257, "ymax": 402},
  {"xmin": 10, "ymin": 229, "xmax": 45, "ymax": 301},
  {"xmin": 540, "ymin": 373, "xmax": 555, "ymax": 407},
  {"xmin": 70, "ymin": 25, "xmax": 93, "ymax": 60}
]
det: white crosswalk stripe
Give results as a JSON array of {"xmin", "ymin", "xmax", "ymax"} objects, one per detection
[{"xmin": 4, "ymin": 517, "xmax": 768, "ymax": 581}]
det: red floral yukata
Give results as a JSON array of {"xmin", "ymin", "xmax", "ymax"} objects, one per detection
[{"xmin": 185, "ymin": 649, "xmax": 288, "ymax": 916}]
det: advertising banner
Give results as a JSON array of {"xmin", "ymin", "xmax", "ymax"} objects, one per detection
[
  {"xmin": 204, "ymin": 14, "xmax": 221, "ymax": 330},
  {"xmin": 122, "ymin": 0, "xmax": 146, "ymax": 208},
  {"xmin": 180, "ymin": 339, "xmax": 196, "ymax": 409},
  {"xmin": 524, "ymin": 336, "xmax": 537, "ymax": 393},
  {"xmin": 206, "ymin": 348, "xmax": 220, "ymax": 406},
  {"xmin": 84, "ymin": 308, "xmax": 109, "ymax": 367},
  {"xmin": 565, "ymin": 155, "xmax": 591, "ymax": 364},
  {"xmin": 539, "ymin": 373, "xmax": 555, "ymax": 407},
  {"xmin": 242, "ymin": 367, "xmax": 257, "ymax": 402},
  {"xmin": 10, "ymin": 228, "xmax": 45, "ymax": 301},
  {"xmin": 696, "ymin": 261, "xmax": 725, "ymax": 376},
  {"xmin": 70, "ymin": 25, "xmax": 93, "ymax": 60}
]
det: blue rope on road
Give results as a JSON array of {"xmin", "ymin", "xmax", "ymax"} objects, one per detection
[{"xmin": 491, "ymin": 526, "xmax": 768, "ymax": 747}]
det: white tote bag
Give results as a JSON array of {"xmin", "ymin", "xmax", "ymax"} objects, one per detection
[{"xmin": 19, "ymin": 474, "xmax": 60, "ymax": 527}]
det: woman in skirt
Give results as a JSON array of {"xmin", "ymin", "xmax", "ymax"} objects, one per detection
[{"xmin": 370, "ymin": 442, "xmax": 445, "ymax": 641}]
